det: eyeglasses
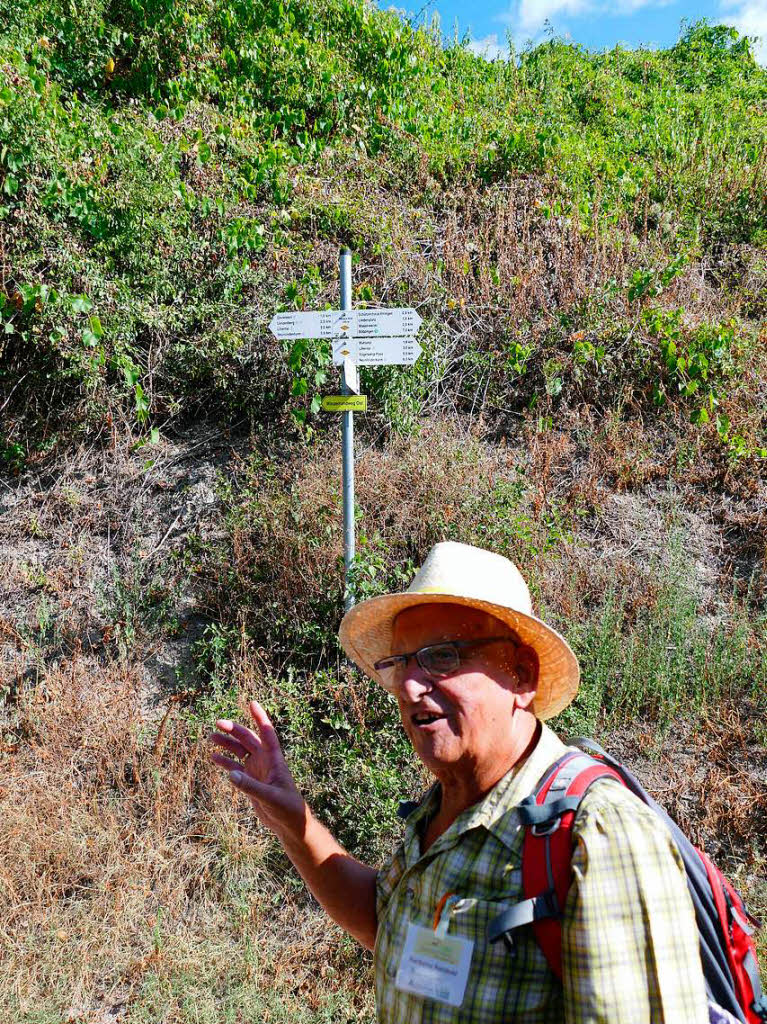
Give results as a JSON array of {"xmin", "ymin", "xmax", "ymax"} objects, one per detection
[{"xmin": 373, "ymin": 636, "xmax": 517, "ymax": 692}]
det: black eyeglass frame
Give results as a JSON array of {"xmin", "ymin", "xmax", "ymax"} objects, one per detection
[{"xmin": 373, "ymin": 636, "xmax": 519, "ymax": 688}]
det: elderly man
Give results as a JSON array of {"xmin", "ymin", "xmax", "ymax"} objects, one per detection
[{"xmin": 209, "ymin": 541, "xmax": 708, "ymax": 1022}]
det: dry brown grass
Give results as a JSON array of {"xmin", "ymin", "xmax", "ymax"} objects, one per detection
[
  {"xmin": 215, "ymin": 422, "xmax": 511, "ymax": 632},
  {"xmin": 0, "ymin": 656, "xmax": 374, "ymax": 1023}
]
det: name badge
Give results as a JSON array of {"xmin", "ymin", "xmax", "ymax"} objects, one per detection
[{"xmin": 394, "ymin": 921, "xmax": 474, "ymax": 1007}]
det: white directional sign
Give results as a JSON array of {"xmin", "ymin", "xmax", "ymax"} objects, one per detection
[
  {"xmin": 353, "ymin": 308, "xmax": 422, "ymax": 337},
  {"xmin": 270, "ymin": 310, "xmax": 352, "ymax": 340},
  {"xmin": 270, "ymin": 308, "xmax": 422, "ymax": 341},
  {"xmin": 332, "ymin": 337, "xmax": 422, "ymax": 367}
]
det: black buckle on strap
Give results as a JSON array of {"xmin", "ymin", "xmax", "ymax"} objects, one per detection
[
  {"xmin": 488, "ymin": 889, "xmax": 560, "ymax": 949},
  {"xmin": 519, "ymin": 794, "xmax": 582, "ymax": 836}
]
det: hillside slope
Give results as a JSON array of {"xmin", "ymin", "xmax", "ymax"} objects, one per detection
[{"xmin": 1, "ymin": 4, "xmax": 766, "ymax": 1021}]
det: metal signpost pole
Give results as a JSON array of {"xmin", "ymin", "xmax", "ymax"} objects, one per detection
[
  {"xmin": 268, "ymin": 272, "xmax": 422, "ymax": 612},
  {"xmin": 339, "ymin": 247, "xmax": 355, "ymax": 610}
]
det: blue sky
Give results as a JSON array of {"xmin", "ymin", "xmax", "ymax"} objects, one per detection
[{"xmin": 384, "ymin": 0, "xmax": 767, "ymax": 64}]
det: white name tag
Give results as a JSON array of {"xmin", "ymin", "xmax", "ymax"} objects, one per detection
[{"xmin": 395, "ymin": 922, "xmax": 474, "ymax": 1007}]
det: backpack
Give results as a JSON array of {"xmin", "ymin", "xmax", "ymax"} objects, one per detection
[{"xmin": 487, "ymin": 738, "xmax": 767, "ymax": 1024}]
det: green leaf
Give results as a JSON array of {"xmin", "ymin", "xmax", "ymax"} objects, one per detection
[
  {"xmin": 134, "ymin": 383, "xmax": 149, "ymax": 422},
  {"xmin": 716, "ymin": 414, "xmax": 730, "ymax": 439},
  {"xmin": 71, "ymin": 295, "xmax": 93, "ymax": 314},
  {"xmin": 122, "ymin": 363, "xmax": 140, "ymax": 387}
]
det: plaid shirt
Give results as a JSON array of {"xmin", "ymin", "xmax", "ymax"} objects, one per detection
[{"xmin": 375, "ymin": 723, "xmax": 708, "ymax": 1023}]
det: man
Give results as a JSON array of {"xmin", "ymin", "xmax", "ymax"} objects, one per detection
[{"xmin": 209, "ymin": 541, "xmax": 708, "ymax": 1022}]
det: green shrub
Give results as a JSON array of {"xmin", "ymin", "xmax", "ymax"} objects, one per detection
[{"xmin": 559, "ymin": 561, "xmax": 767, "ymax": 735}]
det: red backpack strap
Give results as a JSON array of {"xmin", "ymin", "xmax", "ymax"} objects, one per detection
[{"xmin": 488, "ymin": 750, "xmax": 624, "ymax": 979}]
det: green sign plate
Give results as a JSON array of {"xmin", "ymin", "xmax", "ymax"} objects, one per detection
[{"xmin": 321, "ymin": 395, "xmax": 368, "ymax": 413}]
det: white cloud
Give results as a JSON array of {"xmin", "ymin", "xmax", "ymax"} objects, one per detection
[
  {"xmin": 497, "ymin": 0, "xmax": 673, "ymax": 49},
  {"xmin": 466, "ymin": 33, "xmax": 510, "ymax": 60},
  {"xmin": 515, "ymin": 0, "xmax": 589, "ymax": 39},
  {"xmin": 719, "ymin": 0, "xmax": 767, "ymax": 64}
]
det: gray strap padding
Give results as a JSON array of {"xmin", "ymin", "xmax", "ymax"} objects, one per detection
[
  {"xmin": 545, "ymin": 753, "xmax": 598, "ymax": 792},
  {"xmin": 567, "ymin": 736, "xmax": 609, "ymax": 759},
  {"xmin": 488, "ymin": 891, "xmax": 559, "ymax": 944},
  {"xmin": 731, "ymin": 905, "xmax": 755, "ymax": 936},
  {"xmin": 743, "ymin": 951, "xmax": 767, "ymax": 1017},
  {"xmin": 518, "ymin": 795, "xmax": 582, "ymax": 827}
]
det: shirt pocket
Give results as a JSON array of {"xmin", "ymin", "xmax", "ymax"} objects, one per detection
[{"xmin": 446, "ymin": 897, "xmax": 556, "ymax": 1018}]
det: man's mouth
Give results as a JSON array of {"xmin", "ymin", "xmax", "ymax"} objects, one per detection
[{"xmin": 411, "ymin": 711, "xmax": 446, "ymax": 727}]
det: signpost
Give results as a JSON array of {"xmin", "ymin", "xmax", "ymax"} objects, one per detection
[
  {"xmin": 269, "ymin": 248, "xmax": 423, "ymax": 609},
  {"xmin": 339, "ymin": 249, "xmax": 355, "ymax": 611}
]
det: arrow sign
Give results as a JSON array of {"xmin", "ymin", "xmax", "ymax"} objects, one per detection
[
  {"xmin": 332, "ymin": 337, "xmax": 422, "ymax": 367},
  {"xmin": 270, "ymin": 308, "xmax": 422, "ymax": 340},
  {"xmin": 269, "ymin": 310, "xmax": 350, "ymax": 340},
  {"xmin": 353, "ymin": 308, "xmax": 422, "ymax": 337},
  {"xmin": 321, "ymin": 395, "xmax": 367, "ymax": 413}
]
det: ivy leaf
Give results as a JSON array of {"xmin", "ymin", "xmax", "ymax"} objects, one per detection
[{"xmin": 71, "ymin": 295, "xmax": 93, "ymax": 314}]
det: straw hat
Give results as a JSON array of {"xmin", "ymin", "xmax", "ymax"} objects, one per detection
[{"xmin": 338, "ymin": 541, "xmax": 579, "ymax": 720}]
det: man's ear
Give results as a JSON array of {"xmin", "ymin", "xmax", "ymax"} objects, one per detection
[{"xmin": 513, "ymin": 645, "xmax": 539, "ymax": 695}]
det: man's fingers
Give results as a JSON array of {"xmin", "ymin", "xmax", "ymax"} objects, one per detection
[
  {"xmin": 229, "ymin": 769, "xmax": 283, "ymax": 804},
  {"xmin": 213, "ymin": 757, "xmax": 287, "ymax": 807},
  {"xmin": 249, "ymin": 701, "xmax": 284, "ymax": 755},
  {"xmin": 222, "ymin": 721, "xmax": 263, "ymax": 757},
  {"xmin": 208, "ymin": 732, "xmax": 249, "ymax": 760},
  {"xmin": 210, "ymin": 752, "xmax": 242, "ymax": 773}
]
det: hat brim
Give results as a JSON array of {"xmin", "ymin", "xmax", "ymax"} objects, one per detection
[{"xmin": 338, "ymin": 592, "xmax": 580, "ymax": 720}]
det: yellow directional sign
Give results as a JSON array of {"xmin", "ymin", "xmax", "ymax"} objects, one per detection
[{"xmin": 321, "ymin": 395, "xmax": 367, "ymax": 413}]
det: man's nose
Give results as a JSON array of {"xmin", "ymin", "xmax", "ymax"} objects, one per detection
[{"xmin": 398, "ymin": 663, "xmax": 434, "ymax": 702}]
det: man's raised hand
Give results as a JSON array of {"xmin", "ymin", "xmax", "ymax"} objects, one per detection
[{"xmin": 208, "ymin": 700, "xmax": 307, "ymax": 839}]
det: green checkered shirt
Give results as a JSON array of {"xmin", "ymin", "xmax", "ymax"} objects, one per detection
[{"xmin": 375, "ymin": 724, "xmax": 708, "ymax": 1023}]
